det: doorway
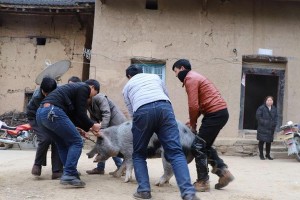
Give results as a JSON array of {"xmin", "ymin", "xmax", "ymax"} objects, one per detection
[
  {"xmin": 243, "ymin": 74, "xmax": 279, "ymax": 129},
  {"xmin": 239, "ymin": 66, "xmax": 285, "ymax": 131}
]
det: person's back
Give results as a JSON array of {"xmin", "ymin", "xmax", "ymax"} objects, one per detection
[
  {"xmin": 123, "ymin": 73, "xmax": 169, "ymax": 116},
  {"xmin": 42, "ymin": 82, "xmax": 93, "ymax": 131}
]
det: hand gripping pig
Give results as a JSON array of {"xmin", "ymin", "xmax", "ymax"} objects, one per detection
[{"xmin": 86, "ymin": 120, "xmax": 195, "ymax": 186}]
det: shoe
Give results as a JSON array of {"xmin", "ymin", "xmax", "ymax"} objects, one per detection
[
  {"xmin": 52, "ymin": 172, "xmax": 63, "ymax": 180},
  {"xmin": 60, "ymin": 175, "xmax": 86, "ymax": 188},
  {"xmin": 183, "ymin": 194, "xmax": 201, "ymax": 200},
  {"xmin": 86, "ymin": 168, "xmax": 104, "ymax": 175},
  {"xmin": 260, "ymin": 155, "xmax": 265, "ymax": 160},
  {"xmin": 193, "ymin": 180, "xmax": 210, "ymax": 192},
  {"xmin": 133, "ymin": 192, "xmax": 152, "ymax": 199},
  {"xmin": 266, "ymin": 155, "xmax": 274, "ymax": 160},
  {"xmin": 215, "ymin": 168, "xmax": 235, "ymax": 190},
  {"xmin": 31, "ymin": 165, "xmax": 41, "ymax": 176}
]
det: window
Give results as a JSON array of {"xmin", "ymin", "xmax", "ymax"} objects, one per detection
[
  {"xmin": 145, "ymin": 0, "xmax": 158, "ymax": 10},
  {"xmin": 131, "ymin": 59, "xmax": 166, "ymax": 82}
]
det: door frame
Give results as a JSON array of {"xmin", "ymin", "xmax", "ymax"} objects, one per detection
[{"xmin": 239, "ymin": 56, "xmax": 286, "ymax": 131}]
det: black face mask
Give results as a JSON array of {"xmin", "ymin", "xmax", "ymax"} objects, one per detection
[{"xmin": 177, "ymin": 70, "xmax": 190, "ymax": 83}]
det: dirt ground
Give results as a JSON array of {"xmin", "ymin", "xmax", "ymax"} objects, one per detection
[{"xmin": 0, "ymin": 149, "xmax": 299, "ymax": 200}]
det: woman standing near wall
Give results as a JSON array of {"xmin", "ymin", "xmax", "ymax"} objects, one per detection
[{"xmin": 256, "ymin": 96, "xmax": 278, "ymax": 160}]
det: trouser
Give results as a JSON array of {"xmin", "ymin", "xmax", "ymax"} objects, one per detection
[
  {"xmin": 258, "ymin": 141, "xmax": 271, "ymax": 156},
  {"xmin": 97, "ymin": 157, "xmax": 122, "ymax": 170},
  {"xmin": 191, "ymin": 108, "xmax": 229, "ymax": 181},
  {"xmin": 132, "ymin": 100, "xmax": 195, "ymax": 198},
  {"xmin": 36, "ymin": 105, "xmax": 83, "ymax": 176},
  {"xmin": 29, "ymin": 119, "xmax": 63, "ymax": 173}
]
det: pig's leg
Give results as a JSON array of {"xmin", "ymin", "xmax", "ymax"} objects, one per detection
[
  {"xmin": 155, "ymin": 153, "xmax": 174, "ymax": 186},
  {"xmin": 123, "ymin": 157, "xmax": 133, "ymax": 183},
  {"xmin": 112, "ymin": 160, "xmax": 126, "ymax": 178},
  {"xmin": 86, "ymin": 147, "xmax": 97, "ymax": 159}
]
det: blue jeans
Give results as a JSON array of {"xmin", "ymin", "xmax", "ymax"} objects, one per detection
[
  {"xmin": 36, "ymin": 106, "xmax": 83, "ymax": 176},
  {"xmin": 97, "ymin": 157, "xmax": 122, "ymax": 170},
  {"xmin": 132, "ymin": 100, "xmax": 195, "ymax": 198}
]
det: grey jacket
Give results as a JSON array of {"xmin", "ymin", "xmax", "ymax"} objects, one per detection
[{"xmin": 88, "ymin": 93, "xmax": 127, "ymax": 129}]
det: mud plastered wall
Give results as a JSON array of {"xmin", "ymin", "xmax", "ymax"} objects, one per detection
[
  {"xmin": 91, "ymin": 0, "xmax": 300, "ymax": 137},
  {"xmin": 0, "ymin": 13, "xmax": 90, "ymax": 114}
]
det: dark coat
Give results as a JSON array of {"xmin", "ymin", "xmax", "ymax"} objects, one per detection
[
  {"xmin": 256, "ymin": 104, "xmax": 278, "ymax": 142},
  {"xmin": 41, "ymin": 82, "xmax": 94, "ymax": 131}
]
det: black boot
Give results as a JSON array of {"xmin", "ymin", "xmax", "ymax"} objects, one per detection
[
  {"xmin": 265, "ymin": 155, "xmax": 273, "ymax": 160},
  {"xmin": 258, "ymin": 141, "xmax": 265, "ymax": 160},
  {"xmin": 266, "ymin": 143, "xmax": 273, "ymax": 160},
  {"xmin": 259, "ymin": 155, "xmax": 265, "ymax": 160},
  {"xmin": 191, "ymin": 136, "xmax": 210, "ymax": 192}
]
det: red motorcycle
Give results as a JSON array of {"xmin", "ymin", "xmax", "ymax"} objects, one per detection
[{"xmin": 0, "ymin": 120, "xmax": 37, "ymax": 150}]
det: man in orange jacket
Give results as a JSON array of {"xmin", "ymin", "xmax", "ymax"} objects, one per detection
[{"xmin": 172, "ymin": 59, "xmax": 234, "ymax": 192}]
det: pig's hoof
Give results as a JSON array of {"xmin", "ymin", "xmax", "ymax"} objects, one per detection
[
  {"xmin": 155, "ymin": 180, "xmax": 169, "ymax": 187},
  {"xmin": 86, "ymin": 153, "xmax": 93, "ymax": 158}
]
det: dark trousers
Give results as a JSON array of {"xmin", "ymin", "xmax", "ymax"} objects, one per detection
[
  {"xmin": 29, "ymin": 119, "xmax": 63, "ymax": 173},
  {"xmin": 192, "ymin": 108, "xmax": 229, "ymax": 181},
  {"xmin": 258, "ymin": 141, "xmax": 271, "ymax": 156}
]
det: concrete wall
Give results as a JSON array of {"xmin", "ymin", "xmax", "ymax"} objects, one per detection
[{"xmin": 0, "ymin": 13, "xmax": 91, "ymax": 114}]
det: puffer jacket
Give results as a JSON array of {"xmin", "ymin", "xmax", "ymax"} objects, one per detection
[{"xmin": 256, "ymin": 104, "xmax": 278, "ymax": 142}]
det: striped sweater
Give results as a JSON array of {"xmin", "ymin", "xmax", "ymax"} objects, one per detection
[{"xmin": 122, "ymin": 73, "xmax": 170, "ymax": 117}]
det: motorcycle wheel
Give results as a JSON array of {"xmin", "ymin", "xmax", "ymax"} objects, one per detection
[
  {"xmin": 294, "ymin": 135, "xmax": 300, "ymax": 162},
  {"xmin": 0, "ymin": 135, "xmax": 13, "ymax": 150}
]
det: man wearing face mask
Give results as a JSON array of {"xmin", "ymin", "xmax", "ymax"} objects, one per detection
[{"xmin": 172, "ymin": 59, "xmax": 234, "ymax": 192}]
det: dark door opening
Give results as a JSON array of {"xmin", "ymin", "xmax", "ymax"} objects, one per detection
[{"xmin": 243, "ymin": 74, "xmax": 279, "ymax": 130}]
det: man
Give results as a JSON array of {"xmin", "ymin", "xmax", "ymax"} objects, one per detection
[
  {"xmin": 172, "ymin": 59, "xmax": 234, "ymax": 192},
  {"xmin": 122, "ymin": 65, "xmax": 199, "ymax": 200},
  {"xmin": 68, "ymin": 76, "xmax": 81, "ymax": 83},
  {"xmin": 27, "ymin": 77, "xmax": 63, "ymax": 179},
  {"xmin": 86, "ymin": 92, "xmax": 126, "ymax": 175},
  {"xmin": 36, "ymin": 79, "xmax": 101, "ymax": 187}
]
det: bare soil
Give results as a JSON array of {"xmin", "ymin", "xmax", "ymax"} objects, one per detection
[{"xmin": 0, "ymin": 149, "xmax": 299, "ymax": 200}]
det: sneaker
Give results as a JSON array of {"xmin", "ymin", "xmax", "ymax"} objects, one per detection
[
  {"xmin": 183, "ymin": 194, "xmax": 201, "ymax": 200},
  {"xmin": 86, "ymin": 168, "xmax": 104, "ymax": 175},
  {"xmin": 60, "ymin": 175, "xmax": 86, "ymax": 188},
  {"xmin": 52, "ymin": 172, "xmax": 63, "ymax": 180},
  {"xmin": 215, "ymin": 168, "xmax": 234, "ymax": 190},
  {"xmin": 31, "ymin": 165, "xmax": 41, "ymax": 176},
  {"xmin": 133, "ymin": 191, "xmax": 152, "ymax": 199},
  {"xmin": 193, "ymin": 180, "xmax": 210, "ymax": 192}
]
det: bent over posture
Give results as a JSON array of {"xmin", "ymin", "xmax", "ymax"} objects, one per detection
[
  {"xmin": 172, "ymin": 59, "xmax": 234, "ymax": 192},
  {"xmin": 36, "ymin": 79, "xmax": 101, "ymax": 187},
  {"xmin": 123, "ymin": 65, "xmax": 199, "ymax": 200}
]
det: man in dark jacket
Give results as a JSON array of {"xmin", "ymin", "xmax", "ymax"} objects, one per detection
[
  {"xmin": 172, "ymin": 59, "xmax": 234, "ymax": 192},
  {"xmin": 36, "ymin": 79, "xmax": 101, "ymax": 187},
  {"xmin": 27, "ymin": 77, "xmax": 63, "ymax": 179}
]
